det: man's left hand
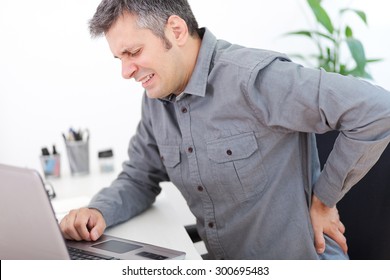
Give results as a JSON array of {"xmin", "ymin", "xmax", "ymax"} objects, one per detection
[{"xmin": 310, "ymin": 194, "xmax": 348, "ymax": 254}]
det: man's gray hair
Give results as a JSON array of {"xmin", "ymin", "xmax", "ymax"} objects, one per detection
[{"xmin": 89, "ymin": 0, "xmax": 199, "ymax": 43}]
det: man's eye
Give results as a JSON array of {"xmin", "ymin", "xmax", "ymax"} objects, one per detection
[{"xmin": 130, "ymin": 49, "xmax": 141, "ymax": 57}]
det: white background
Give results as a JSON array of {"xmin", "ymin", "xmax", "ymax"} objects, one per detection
[{"xmin": 1, "ymin": 0, "xmax": 389, "ymax": 175}]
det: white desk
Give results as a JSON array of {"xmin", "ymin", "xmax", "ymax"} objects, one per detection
[{"xmin": 48, "ymin": 171, "xmax": 201, "ymax": 260}]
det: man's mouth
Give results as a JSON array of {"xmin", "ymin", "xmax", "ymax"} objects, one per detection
[{"xmin": 140, "ymin": 74, "xmax": 155, "ymax": 86}]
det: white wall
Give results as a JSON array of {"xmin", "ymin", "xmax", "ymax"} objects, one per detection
[{"xmin": 1, "ymin": 0, "xmax": 389, "ymax": 175}]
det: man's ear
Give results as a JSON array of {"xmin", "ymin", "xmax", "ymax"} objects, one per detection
[{"xmin": 166, "ymin": 15, "xmax": 188, "ymax": 46}]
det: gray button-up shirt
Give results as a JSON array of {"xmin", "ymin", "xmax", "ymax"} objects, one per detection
[{"xmin": 89, "ymin": 28, "xmax": 390, "ymax": 259}]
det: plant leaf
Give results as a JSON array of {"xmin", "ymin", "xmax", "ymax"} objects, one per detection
[
  {"xmin": 346, "ymin": 67, "xmax": 364, "ymax": 78},
  {"xmin": 366, "ymin": 58, "xmax": 384, "ymax": 63},
  {"xmin": 307, "ymin": 0, "xmax": 334, "ymax": 34},
  {"xmin": 311, "ymin": 31, "xmax": 336, "ymax": 42},
  {"xmin": 284, "ymin": 30, "xmax": 336, "ymax": 42},
  {"xmin": 345, "ymin": 26, "xmax": 353, "ymax": 38},
  {"xmin": 346, "ymin": 38, "xmax": 367, "ymax": 71},
  {"xmin": 348, "ymin": 67, "xmax": 373, "ymax": 79},
  {"xmin": 340, "ymin": 8, "xmax": 368, "ymax": 25},
  {"xmin": 339, "ymin": 64, "xmax": 349, "ymax": 76},
  {"xmin": 284, "ymin": 30, "xmax": 313, "ymax": 38},
  {"xmin": 363, "ymin": 71, "xmax": 373, "ymax": 80}
]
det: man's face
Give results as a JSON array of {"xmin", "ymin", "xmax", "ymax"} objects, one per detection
[{"xmin": 105, "ymin": 12, "xmax": 186, "ymax": 99}]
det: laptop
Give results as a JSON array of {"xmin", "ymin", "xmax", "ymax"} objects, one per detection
[{"xmin": 0, "ymin": 163, "xmax": 186, "ymax": 260}]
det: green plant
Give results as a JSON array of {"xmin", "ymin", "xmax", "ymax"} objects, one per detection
[{"xmin": 285, "ymin": 0, "xmax": 382, "ymax": 79}]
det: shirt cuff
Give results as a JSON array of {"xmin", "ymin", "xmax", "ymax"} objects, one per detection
[{"xmin": 313, "ymin": 173, "xmax": 342, "ymax": 208}]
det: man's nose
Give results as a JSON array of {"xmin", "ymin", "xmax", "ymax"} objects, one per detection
[{"xmin": 122, "ymin": 61, "xmax": 137, "ymax": 79}]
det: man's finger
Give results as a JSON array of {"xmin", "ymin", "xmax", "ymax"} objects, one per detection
[
  {"xmin": 314, "ymin": 229, "xmax": 326, "ymax": 254},
  {"xmin": 88, "ymin": 210, "xmax": 106, "ymax": 241},
  {"xmin": 59, "ymin": 211, "xmax": 82, "ymax": 240},
  {"xmin": 74, "ymin": 210, "xmax": 93, "ymax": 241},
  {"xmin": 338, "ymin": 221, "xmax": 346, "ymax": 234},
  {"xmin": 329, "ymin": 230, "xmax": 348, "ymax": 254}
]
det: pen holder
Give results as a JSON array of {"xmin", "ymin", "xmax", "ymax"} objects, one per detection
[
  {"xmin": 65, "ymin": 140, "xmax": 90, "ymax": 176},
  {"xmin": 40, "ymin": 154, "xmax": 61, "ymax": 178}
]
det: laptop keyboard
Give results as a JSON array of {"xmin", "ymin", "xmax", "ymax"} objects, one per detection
[{"xmin": 67, "ymin": 246, "xmax": 119, "ymax": 260}]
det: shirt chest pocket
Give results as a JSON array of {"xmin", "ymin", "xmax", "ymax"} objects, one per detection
[{"xmin": 207, "ymin": 132, "xmax": 269, "ymax": 203}]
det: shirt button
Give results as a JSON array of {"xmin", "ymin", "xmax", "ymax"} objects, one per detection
[
  {"xmin": 226, "ymin": 149, "xmax": 232, "ymax": 156},
  {"xmin": 197, "ymin": 186, "xmax": 204, "ymax": 192},
  {"xmin": 160, "ymin": 156, "xmax": 164, "ymax": 161},
  {"xmin": 181, "ymin": 107, "xmax": 188, "ymax": 113},
  {"xmin": 208, "ymin": 222, "xmax": 214, "ymax": 228},
  {"xmin": 188, "ymin": 147, "xmax": 193, "ymax": 153}
]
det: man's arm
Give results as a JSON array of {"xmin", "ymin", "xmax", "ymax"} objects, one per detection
[
  {"xmin": 247, "ymin": 57, "xmax": 390, "ymax": 252},
  {"xmin": 60, "ymin": 93, "xmax": 169, "ymax": 239}
]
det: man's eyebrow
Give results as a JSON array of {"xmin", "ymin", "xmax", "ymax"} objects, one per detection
[
  {"xmin": 113, "ymin": 50, "xmax": 128, "ymax": 59},
  {"xmin": 114, "ymin": 48, "xmax": 136, "ymax": 59}
]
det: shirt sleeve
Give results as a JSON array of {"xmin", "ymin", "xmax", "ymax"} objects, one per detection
[
  {"xmin": 246, "ymin": 57, "xmax": 390, "ymax": 207},
  {"xmin": 88, "ymin": 93, "xmax": 169, "ymax": 228}
]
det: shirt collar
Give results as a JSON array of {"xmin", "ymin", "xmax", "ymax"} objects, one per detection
[
  {"xmin": 159, "ymin": 28, "xmax": 217, "ymax": 103},
  {"xmin": 182, "ymin": 28, "xmax": 217, "ymax": 98}
]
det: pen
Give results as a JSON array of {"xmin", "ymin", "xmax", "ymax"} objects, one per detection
[
  {"xmin": 63, "ymin": 127, "xmax": 89, "ymax": 142},
  {"xmin": 52, "ymin": 145, "xmax": 58, "ymax": 155},
  {"xmin": 74, "ymin": 129, "xmax": 83, "ymax": 141},
  {"xmin": 68, "ymin": 128, "xmax": 83, "ymax": 141}
]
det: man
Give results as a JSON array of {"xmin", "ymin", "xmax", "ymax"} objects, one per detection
[{"xmin": 60, "ymin": 0, "xmax": 390, "ymax": 259}]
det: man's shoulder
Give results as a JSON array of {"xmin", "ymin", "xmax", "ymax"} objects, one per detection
[{"xmin": 214, "ymin": 40, "xmax": 290, "ymax": 71}]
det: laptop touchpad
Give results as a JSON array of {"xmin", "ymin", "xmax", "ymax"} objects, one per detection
[{"xmin": 92, "ymin": 240, "xmax": 142, "ymax": 254}]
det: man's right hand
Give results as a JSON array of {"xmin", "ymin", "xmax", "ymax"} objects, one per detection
[{"xmin": 59, "ymin": 207, "xmax": 106, "ymax": 241}]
